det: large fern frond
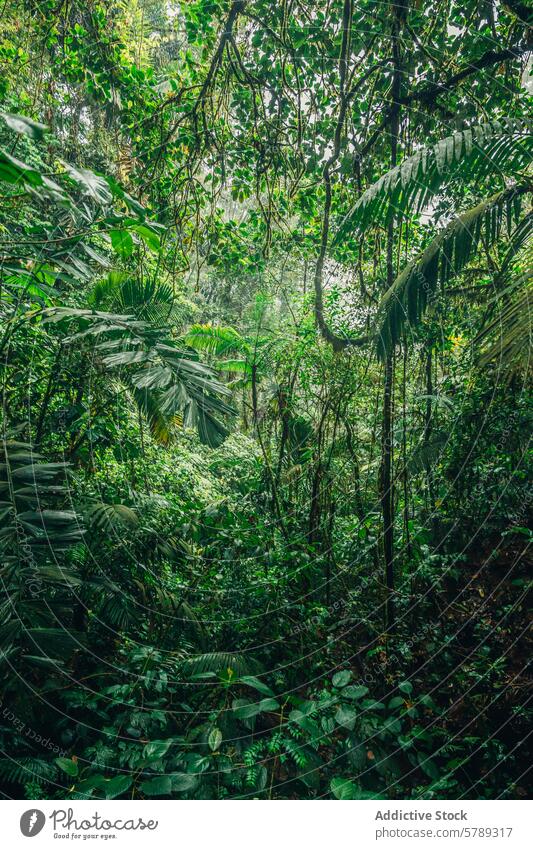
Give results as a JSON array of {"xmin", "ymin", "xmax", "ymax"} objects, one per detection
[{"xmin": 0, "ymin": 756, "xmax": 58, "ymax": 787}]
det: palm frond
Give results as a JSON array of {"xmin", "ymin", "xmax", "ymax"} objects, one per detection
[
  {"xmin": 0, "ymin": 440, "xmax": 84, "ymax": 558},
  {"xmin": 0, "ymin": 440, "xmax": 83, "ymax": 669},
  {"xmin": 376, "ymin": 184, "xmax": 531, "ymax": 359},
  {"xmin": 336, "ymin": 118, "xmax": 532, "ymax": 237},
  {"xmin": 475, "ymin": 269, "xmax": 533, "ymax": 374},
  {"xmin": 182, "ymin": 652, "xmax": 259, "ymax": 678},
  {"xmin": 98, "ymin": 591, "xmax": 138, "ymax": 630},
  {"xmin": 43, "ymin": 308, "xmax": 236, "ymax": 447},
  {"xmin": 184, "ymin": 324, "xmax": 248, "ymax": 356},
  {"xmin": 133, "ymin": 386, "xmax": 174, "ymax": 446},
  {"xmin": 89, "ymin": 272, "xmax": 129, "ymax": 309},
  {"xmin": 85, "ymin": 502, "xmax": 139, "ymax": 530},
  {"xmin": 89, "ymin": 273, "xmax": 183, "ymax": 326}
]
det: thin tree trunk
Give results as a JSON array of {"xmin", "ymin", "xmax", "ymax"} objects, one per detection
[
  {"xmin": 138, "ymin": 407, "xmax": 151, "ymax": 494},
  {"xmin": 424, "ymin": 341, "xmax": 438, "ymax": 541},
  {"xmin": 380, "ymin": 7, "xmax": 404, "ymax": 633},
  {"xmin": 35, "ymin": 342, "xmax": 62, "ymax": 443},
  {"xmin": 381, "ymin": 350, "xmax": 395, "ymax": 631},
  {"xmin": 251, "ymin": 362, "xmax": 259, "ymax": 432},
  {"xmin": 402, "ymin": 341, "xmax": 412, "ymax": 567}
]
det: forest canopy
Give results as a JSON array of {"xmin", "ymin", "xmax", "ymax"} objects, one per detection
[{"xmin": 0, "ymin": 0, "xmax": 531, "ymax": 801}]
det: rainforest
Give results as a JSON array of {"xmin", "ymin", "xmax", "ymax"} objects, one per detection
[{"xmin": 0, "ymin": 0, "xmax": 531, "ymax": 801}]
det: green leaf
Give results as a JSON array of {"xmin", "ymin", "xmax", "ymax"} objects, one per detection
[
  {"xmin": 171, "ymin": 773, "xmax": 199, "ymax": 792},
  {"xmin": 0, "ymin": 150, "xmax": 45, "ymax": 186},
  {"xmin": 103, "ymin": 774, "xmax": 133, "ymax": 799},
  {"xmin": 132, "ymin": 223, "xmax": 161, "ymax": 252},
  {"xmin": 75, "ymin": 775, "xmax": 106, "ymax": 796},
  {"xmin": 343, "ymin": 685, "xmax": 369, "ymax": 700},
  {"xmin": 331, "ymin": 778, "xmax": 386, "ymax": 800},
  {"xmin": 335, "ymin": 705, "xmax": 357, "ymax": 730},
  {"xmin": 259, "ymin": 697, "xmax": 280, "ymax": 712},
  {"xmin": 143, "ymin": 739, "xmax": 173, "ymax": 761},
  {"xmin": 232, "ymin": 697, "xmax": 278, "ymax": 719},
  {"xmin": 398, "ymin": 681, "xmax": 413, "ymax": 695},
  {"xmin": 418, "ymin": 753, "xmax": 440, "ymax": 780},
  {"xmin": 61, "ymin": 161, "xmax": 112, "ymax": 203},
  {"xmin": 208, "ymin": 727, "xmax": 223, "ymax": 752},
  {"xmin": 1, "ymin": 112, "xmax": 48, "ymax": 139},
  {"xmin": 55, "ymin": 757, "xmax": 79, "ymax": 777},
  {"xmin": 255, "ymin": 765, "xmax": 268, "ymax": 792},
  {"xmin": 361, "ymin": 699, "xmax": 386, "ymax": 711},
  {"xmin": 140, "ymin": 775, "xmax": 172, "ymax": 796},
  {"xmin": 232, "ymin": 699, "xmax": 261, "ymax": 720},
  {"xmin": 239, "ymin": 675, "xmax": 275, "ymax": 697},
  {"xmin": 332, "ymin": 670, "xmax": 352, "ymax": 687},
  {"xmin": 110, "ymin": 229, "xmax": 134, "ymax": 258}
]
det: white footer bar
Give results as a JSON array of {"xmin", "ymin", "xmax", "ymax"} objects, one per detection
[{"xmin": 4, "ymin": 799, "xmax": 532, "ymax": 848}]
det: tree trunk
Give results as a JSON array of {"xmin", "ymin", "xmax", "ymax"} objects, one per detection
[{"xmin": 380, "ymin": 7, "xmax": 404, "ymax": 632}]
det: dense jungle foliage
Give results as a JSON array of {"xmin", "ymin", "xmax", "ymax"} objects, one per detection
[{"xmin": 0, "ymin": 0, "xmax": 531, "ymax": 801}]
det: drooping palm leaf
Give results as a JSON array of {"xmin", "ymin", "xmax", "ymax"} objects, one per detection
[
  {"xmin": 182, "ymin": 651, "xmax": 259, "ymax": 678},
  {"xmin": 0, "ymin": 440, "xmax": 84, "ymax": 558},
  {"xmin": 336, "ymin": 118, "xmax": 532, "ymax": 238},
  {"xmin": 475, "ymin": 261, "xmax": 533, "ymax": 375},
  {"xmin": 85, "ymin": 502, "xmax": 139, "ymax": 530},
  {"xmin": 376, "ymin": 184, "xmax": 531, "ymax": 359},
  {"xmin": 133, "ymin": 386, "xmax": 175, "ymax": 446}
]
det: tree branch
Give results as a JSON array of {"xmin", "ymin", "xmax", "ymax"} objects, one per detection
[{"xmin": 401, "ymin": 45, "xmax": 530, "ymax": 106}]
